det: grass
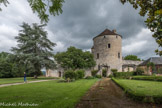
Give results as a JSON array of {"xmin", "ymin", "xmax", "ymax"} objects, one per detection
[
  {"xmin": 0, "ymin": 79, "xmax": 98, "ymax": 108},
  {"xmin": 0, "ymin": 77, "xmax": 57, "ymax": 85},
  {"xmin": 112, "ymin": 78, "xmax": 162, "ymax": 103}
]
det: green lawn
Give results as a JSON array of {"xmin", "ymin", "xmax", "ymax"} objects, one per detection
[
  {"xmin": 0, "ymin": 77, "xmax": 57, "ymax": 85},
  {"xmin": 0, "ymin": 79, "xmax": 98, "ymax": 108},
  {"xmin": 113, "ymin": 78, "xmax": 162, "ymax": 96}
]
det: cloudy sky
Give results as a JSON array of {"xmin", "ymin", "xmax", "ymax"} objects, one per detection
[{"xmin": 0, "ymin": 0, "xmax": 160, "ymax": 60}]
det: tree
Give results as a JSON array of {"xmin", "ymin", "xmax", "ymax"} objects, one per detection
[
  {"xmin": 11, "ymin": 22, "xmax": 56, "ymax": 78},
  {"xmin": 0, "ymin": 0, "xmax": 64, "ymax": 23},
  {"xmin": 124, "ymin": 55, "xmax": 141, "ymax": 61},
  {"xmin": 54, "ymin": 46, "xmax": 96, "ymax": 70},
  {"xmin": 120, "ymin": 0, "xmax": 162, "ymax": 56}
]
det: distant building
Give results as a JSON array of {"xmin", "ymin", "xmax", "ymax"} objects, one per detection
[{"xmin": 139, "ymin": 57, "xmax": 162, "ymax": 75}]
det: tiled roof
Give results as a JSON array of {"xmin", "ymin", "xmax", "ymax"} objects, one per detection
[
  {"xmin": 93, "ymin": 29, "xmax": 122, "ymax": 39},
  {"xmin": 139, "ymin": 57, "xmax": 162, "ymax": 66}
]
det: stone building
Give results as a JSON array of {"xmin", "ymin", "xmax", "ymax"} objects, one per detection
[
  {"xmin": 46, "ymin": 28, "xmax": 161, "ymax": 77},
  {"xmin": 91, "ymin": 29, "xmax": 142, "ymax": 76},
  {"xmin": 139, "ymin": 57, "xmax": 162, "ymax": 75}
]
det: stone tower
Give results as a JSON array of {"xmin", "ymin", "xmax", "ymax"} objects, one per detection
[{"xmin": 91, "ymin": 29, "xmax": 122, "ymax": 76}]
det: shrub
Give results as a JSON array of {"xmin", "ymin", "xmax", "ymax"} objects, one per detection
[
  {"xmin": 102, "ymin": 69, "xmax": 107, "ymax": 77},
  {"xmin": 91, "ymin": 70, "xmax": 98, "ymax": 77},
  {"xmin": 157, "ymin": 68, "xmax": 162, "ymax": 74},
  {"xmin": 64, "ymin": 70, "xmax": 77, "ymax": 80},
  {"xmin": 109, "ymin": 74, "xmax": 113, "ymax": 78},
  {"xmin": 135, "ymin": 67, "xmax": 144, "ymax": 75},
  {"xmin": 85, "ymin": 76, "xmax": 94, "ymax": 79},
  {"xmin": 111, "ymin": 69, "xmax": 117, "ymax": 73},
  {"xmin": 76, "ymin": 70, "xmax": 85, "ymax": 79},
  {"xmin": 95, "ymin": 75, "xmax": 101, "ymax": 78},
  {"xmin": 113, "ymin": 72, "xmax": 134, "ymax": 78}
]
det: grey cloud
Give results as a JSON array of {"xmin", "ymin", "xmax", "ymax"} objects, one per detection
[{"xmin": 0, "ymin": 0, "xmax": 159, "ymax": 59}]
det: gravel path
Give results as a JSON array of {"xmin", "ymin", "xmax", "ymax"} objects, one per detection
[
  {"xmin": 76, "ymin": 78, "xmax": 162, "ymax": 108},
  {"xmin": 0, "ymin": 80, "xmax": 55, "ymax": 88}
]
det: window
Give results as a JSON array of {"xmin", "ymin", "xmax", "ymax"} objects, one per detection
[
  {"xmin": 98, "ymin": 65, "xmax": 100, "ymax": 70},
  {"xmin": 116, "ymin": 35, "xmax": 118, "ymax": 38},
  {"xmin": 118, "ymin": 52, "xmax": 120, "ymax": 59},
  {"xmin": 108, "ymin": 44, "xmax": 111, "ymax": 48},
  {"xmin": 104, "ymin": 35, "xmax": 106, "ymax": 38},
  {"xmin": 97, "ymin": 53, "xmax": 99, "ymax": 59}
]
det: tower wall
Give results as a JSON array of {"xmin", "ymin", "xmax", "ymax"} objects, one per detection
[{"xmin": 92, "ymin": 35, "xmax": 122, "ymax": 71}]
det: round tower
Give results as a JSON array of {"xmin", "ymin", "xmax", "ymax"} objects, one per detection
[{"xmin": 91, "ymin": 29, "xmax": 122, "ymax": 75}]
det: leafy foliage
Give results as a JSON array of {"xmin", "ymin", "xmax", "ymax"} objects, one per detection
[
  {"xmin": 54, "ymin": 46, "xmax": 96, "ymax": 70},
  {"xmin": 111, "ymin": 69, "xmax": 117, "ymax": 73},
  {"xmin": 135, "ymin": 67, "xmax": 144, "ymax": 75},
  {"xmin": 11, "ymin": 22, "xmax": 56, "ymax": 78},
  {"xmin": 91, "ymin": 70, "xmax": 98, "ymax": 77},
  {"xmin": 113, "ymin": 72, "xmax": 134, "ymax": 78},
  {"xmin": 0, "ymin": 0, "xmax": 64, "ymax": 23},
  {"xmin": 102, "ymin": 69, "xmax": 107, "ymax": 77},
  {"xmin": 76, "ymin": 70, "xmax": 85, "ymax": 79},
  {"xmin": 64, "ymin": 70, "xmax": 77, "ymax": 80},
  {"xmin": 124, "ymin": 55, "xmax": 141, "ymax": 61},
  {"xmin": 120, "ymin": 0, "xmax": 162, "ymax": 55}
]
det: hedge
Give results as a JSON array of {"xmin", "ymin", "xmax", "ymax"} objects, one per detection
[
  {"xmin": 132, "ymin": 76, "xmax": 162, "ymax": 81},
  {"xmin": 112, "ymin": 78, "xmax": 162, "ymax": 104},
  {"xmin": 113, "ymin": 72, "xmax": 134, "ymax": 78}
]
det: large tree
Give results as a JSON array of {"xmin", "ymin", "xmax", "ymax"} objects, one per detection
[
  {"xmin": 120, "ymin": 0, "xmax": 162, "ymax": 56},
  {"xmin": 54, "ymin": 46, "xmax": 96, "ymax": 70},
  {"xmin": 11, "ymin": 22, "xmax": 56, "ymax": 78},
  {"xmin": 124, "ymin": 55, "xmax": 141, "ymax": 61},
  {"xmin": 0, "ymin": 0, "xmax": 64, "ymax": 23}
]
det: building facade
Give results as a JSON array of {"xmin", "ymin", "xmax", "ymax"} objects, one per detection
[{"xmin": 91, "ymin": 29, "xmax": 142, "ymax": 76}]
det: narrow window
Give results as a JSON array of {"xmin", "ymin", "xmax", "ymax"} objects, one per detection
[
  {"xmin": 108, "ymin": 44, "xmax": 111, "ymax": 48},
  {"xmin": 104, "ymin": 35, "xmax": 106, "ymax": 38},
  {"xmin": 118, "ymin": 52, "xmax": 120, "ymax": 59},
  {"xmin": 97, "ymin": 53, "xmax": 99, "ymax": 59},
  {"xmin": 116, "ymin": 35, "xmax": 118, "ymax": 38},
  {"xmin": 98, "ymin": 65, "xmax": 100, "ymax": 70}
]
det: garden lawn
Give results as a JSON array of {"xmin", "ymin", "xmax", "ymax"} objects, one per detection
[
  {"xmin": 0, "ymin": 77, "xmax": 58, "ymax": 85},
  {"xmin": 113, "ymin": 78, "xmax": 162, "ymax": 96},
  {"xmin": 0, "ymin": 79, "xmax": 98, "ymax": 108}
]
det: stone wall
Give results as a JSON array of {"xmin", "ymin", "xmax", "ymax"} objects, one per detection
[{"xmin": 92, "ymin": 34, "xmax": 122, "ymax": 72}]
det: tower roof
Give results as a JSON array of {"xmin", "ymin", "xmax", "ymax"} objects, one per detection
[{"xmin": 93, "ymin": 29, "xmax": 122, "ymax": 40}]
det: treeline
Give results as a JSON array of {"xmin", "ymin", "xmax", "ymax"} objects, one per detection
[{"xmin": 0, "ymin": 52, "xmax": 36, "ymax": 78}]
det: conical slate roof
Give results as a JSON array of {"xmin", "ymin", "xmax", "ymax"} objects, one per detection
[{"xmin": 93, "ymin": 29, "xmax": 122, "ymax": 40}]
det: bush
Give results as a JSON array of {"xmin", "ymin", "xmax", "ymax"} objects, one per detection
[
  {"xmin": 85, "ymin": 76, "xmax": 94, "ymax": 79},
  {"xmin": 64, "ymin": 70, "xmax": 77, "ymax": 80},
  {"xmin": 113, "ymin": 72, "xmax": 134, "ymax": 78},
  {"xmin": 102, "ymin": 69, "xmax": 107, "ymax": 77},
  {"xmin": 135, "ymin": 67, "xmax": 144, "ymax": 75},
  {"xmin": 76, "ymin": 70, "xmax": 85, "ymax": 79},
  {"xmin": 111, "ymin": 69, "xmax": 117, "ymax": 73},
  {"xmin": 91, "ymin": 70, "xmax": 98, "ymax": 77},
  {"xmin": 157, "ymin": 68, "xmax": 162, "ymax": 74},
  {"xmin": 132, "ymin": 76, "xmax": 162, "ymax": 81},
  {"xmin": 95, "ymin": 75, "xmax": 101, "ymax": 78}
]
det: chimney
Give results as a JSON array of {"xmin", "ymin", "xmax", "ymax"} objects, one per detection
[{"xmin": 112, "ymin": 29, "xmax": 116, "ymax": 33}]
